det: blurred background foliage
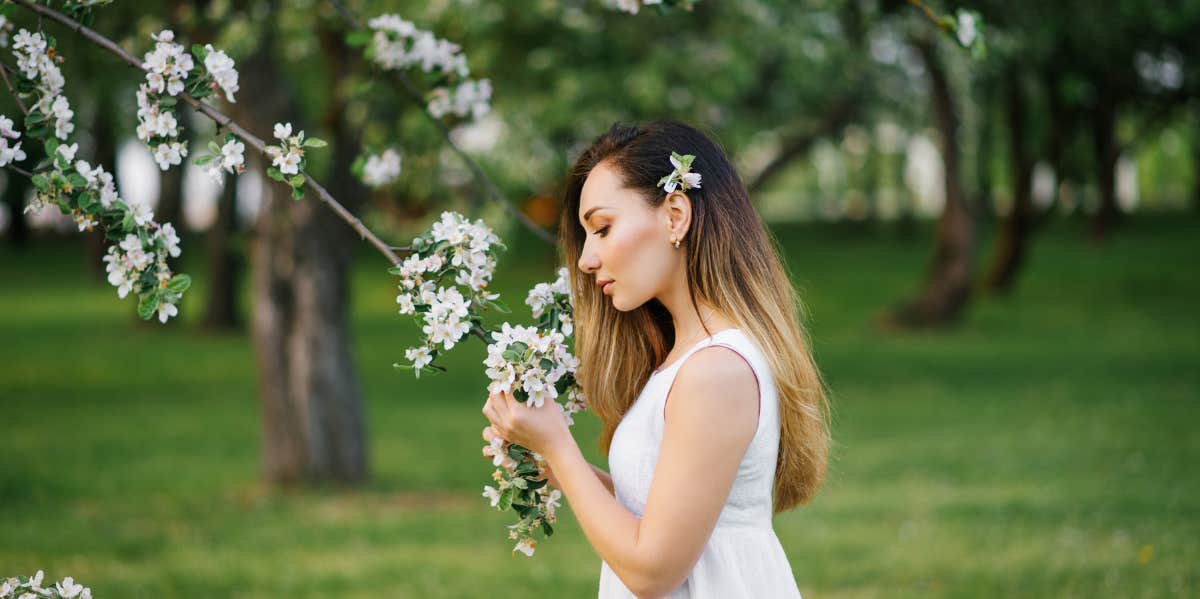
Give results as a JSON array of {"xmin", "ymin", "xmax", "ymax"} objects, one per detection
[{"xmin": 1, "ymin": 0, "xmax": 1197, "ymax": 597}]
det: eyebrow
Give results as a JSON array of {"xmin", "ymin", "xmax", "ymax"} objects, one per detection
[{"xmin": 581, "ymin": 206, "xmax": 609, "ymax": 225}]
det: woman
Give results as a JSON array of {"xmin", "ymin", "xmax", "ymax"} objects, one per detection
[{"xmin": 482, "ymin": 120, "xmax": 830, "ymax": 598}]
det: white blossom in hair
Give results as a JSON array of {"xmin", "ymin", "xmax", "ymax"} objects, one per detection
[{"xmin": 656, "ymin": 151, "xmax": 701, "ymax": 194}]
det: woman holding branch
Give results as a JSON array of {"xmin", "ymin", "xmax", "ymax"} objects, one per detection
[{"xmin": 483, "ymin": 120, "xmax": 830, "ymax": 598}]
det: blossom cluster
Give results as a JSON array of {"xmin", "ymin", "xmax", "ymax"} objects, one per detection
[
  {"xmin": 365, "ymin": 14, "xmax": 492, "ymax": 121},
  {"xmin": 136, "ymin": 30, "xmax": 194, "ymax": 170},
  {"xmin": 136, "ymin": 31, "xmax": 242, "ymax": 171},
  {"xmin": 202, "ymin": 43, "xmax": 239, "ymax": 102},
  {"xmin": 358, "ymin": 147, "xmax": 402, "ymax": 187},
  {"xmin": 6, "ymin": 35, "xmax": 191, "ymax": 324},
  {"xmin": 2, "ymin": 570, "xmax": 91, "ymax": 599},
  {"xmin": 264, "ymin": 122, "xmax": 326, "ymax": 200},
  {"xmin": 12, "ymin": 29, "xmax": 75, "ymax": 140},
  {"xmin": 480, "ymin": 321, "xmax": 585, "ymax": 557},
  {"xmin": 195, "ymin": 134, "xmax": 247, "ymax": 183},
  {"xmin": 0, "ymin": 114, "xmax": 26, "ymax": 167},
  {"xmin": 393, "ymin": 211, "xmax": 504, "ymax": 377},
  {"xmin": 526, "ymin": 267, "xmax": 575, "ymax": 337}
]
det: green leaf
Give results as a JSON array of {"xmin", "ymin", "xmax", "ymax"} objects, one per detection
[
  {"xmin": 302, "ymin": 137, "xmax": 327, "ymax": 148},
  {"xmin": 137, "ymin": 291, "xmax": 160, "ymax": 320},
  {"xmin": 191, "ymin": 44, "xmax": 208, "ymax": 60},
  {"xmin": 485, "ymin": 298, "xmax": 511, "ymax": 314},
  {"xmin": 290, "ymin": 174, "xmax": 306, "ymax": 187},
  {"xmin": 502, "ymin": 349, "xmax": 520, "ymax": 362},
  {"xmin": 167, "ymin": 274, "xmax": 191, "ymax": 294},
  {"xmin": 31, "ymin": 174, "xmax": 48, "ymax": 192},
  {"xmin": 497, "ymin": 488, "xmax": 514, "ymax": 511},
  {"xmin": 539, "ymin": 358, "xmax": 555, "ymax": 372},
  {"xmin": 159, "ymin": 96, "xmax": 177, "ymax": 108},
  {"xmin": 66, "ymin": 173, "xmax": 87, "ymax": 189},
  {"xmin": 208, "ymin": 140, "xmax": 222, "ymax": 154},
  {"xmin": 265, "ymin": 167, "xmax": 285, "ymax": 182},
  {"xmin": 291, "ymin": 185, "xmax": 305, "ymax": 201},
  {"xmin": 541, "ymin": 520, "xmax": 554, "ymax": 537},
  {"xmin": 194, "ymin": 155, "xmax": 215, "ymax": 166},
  {"xmin": 25, "ymin": 109, "xmax": 46, "ymax": 127},
  {"xmin": 345, "ymin": 30, "xmax": 371, "ymax": 48},
  {"xmin": 76, "ymin": 190, "xmax": 95, "ymax": 210}
]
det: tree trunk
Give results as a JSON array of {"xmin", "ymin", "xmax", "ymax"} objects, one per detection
[
  {"xmin": 1034, "ymin": 66, "xmax": 1068, "ymax": 229},
  {"xmin": 156, "ymin": 113, "xmax": 187, "ymax": 232},
  {"xmin": 202, "ymin": 162, "xmax": 243, "ymax": 330},
  {"xmin": 1089, "ymin": 95, "xmax": 1121, "ymax": 242},
  {"xmin": 974, "ymin": 72, "xmax": 995, "ymax": 223},
  {"xmin": 886, "ymin": 38, "xmax": 974, "ymax": 327},
  {"xmin": 85, "ymin": 92, "xmax": 118, "ymax": 280},
  {"xmin": 984, "ymin": 67, "xmax": 1035, "ymax": 294},
  {"xmin": 245, "ymin": 20, "xmax": 367, "ymax": 485},
  {"xmin": 2, "ymin": 172, "xmax": 30, "ymax": 247}
]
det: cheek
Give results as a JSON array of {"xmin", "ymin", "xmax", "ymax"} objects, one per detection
[{"xmin": 606, "ymin": 220, "xmax": 670, "ymax": 294}]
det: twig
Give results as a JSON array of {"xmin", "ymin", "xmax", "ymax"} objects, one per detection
[
  {"xmin": 329, "ymin": 0, "xmax": 556, "ymax": 245},
  {"xmin": 0, "ymin": 63, "xmax": 29, "ymax": 116},
  {"xmin": 906, "ymin": 0, "xmax": 950, "ymax": 31},
  {"xmin": 10, "ymin": 0, "xmax": 405, "ymax": 266},
  {"xmin": 4, "ymin": 163, "xmax": 35, "ymax": 178}
]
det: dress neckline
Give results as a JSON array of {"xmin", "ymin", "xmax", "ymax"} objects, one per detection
[{"xmin": 651, "ymin": 327, "xmax": 741, "ymax": 375}]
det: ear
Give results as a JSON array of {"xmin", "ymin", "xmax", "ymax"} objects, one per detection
[{"xmin": 662, "ymin": 190, "xmax": 693, "ymax": 240}]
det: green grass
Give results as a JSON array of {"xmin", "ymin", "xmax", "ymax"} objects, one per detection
[{"xmin": 1, "ymin": 214, "xmax": 1197, "ymax": 597}]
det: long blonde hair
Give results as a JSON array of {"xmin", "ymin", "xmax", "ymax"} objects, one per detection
[{"xmin": 559, "ymin": 121, "xmax": 831, "ymax": 512}]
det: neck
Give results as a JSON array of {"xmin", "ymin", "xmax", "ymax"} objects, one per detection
[{"xmin": 657, "ymin": 270, "xmax": 732, "ymax": 347}]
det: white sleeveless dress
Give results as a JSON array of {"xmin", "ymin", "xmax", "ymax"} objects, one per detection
[{"xmin": 598, "ymin": 328, "xmax": 804, "ymax": 598}]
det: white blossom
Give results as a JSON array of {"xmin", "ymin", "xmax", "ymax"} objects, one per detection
[
  {"xmin": 203, "ymin": 44, "xmax": 239, "ymax": 102},
  {"xmin": 512, "ymin": 536, "xmax": 536, "ymax": 557},
  {"xmin": 361, "ymin": 148, "xmax": 402, "ymax": 187},
  {"xmin": 158, "ymin": 223, "xmax": 182, "ymax": 258},
  {"xmin": 405, "ymin": 345, "xmax": 433, "ymax": 371}
]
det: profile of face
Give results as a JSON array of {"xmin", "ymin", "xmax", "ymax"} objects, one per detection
[{"xmin": 576, "ymin": 160, "xmax": 690, "ymax": 311}]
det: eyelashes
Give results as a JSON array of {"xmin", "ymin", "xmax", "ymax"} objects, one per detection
[{"xmin": 595, "ymin": 225, "xmax": 610, "ymax": 238}]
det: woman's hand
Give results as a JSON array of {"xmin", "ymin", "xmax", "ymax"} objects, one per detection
[
  {"xmin": 482, "ymin": 425, "xmax": 560, "ymax": 488},
  {"xmin": 481, "ymin": 387, "xmax": 572, "ymax": 460}
]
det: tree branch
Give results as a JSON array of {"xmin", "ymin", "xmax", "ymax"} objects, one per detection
[
  {"xmin": 329, "ymin": 0, "xmax": 556, "ymax": 246},
  {"xmin": 10, "ymin": 0, "xmax": 405, "ymax": 266}
]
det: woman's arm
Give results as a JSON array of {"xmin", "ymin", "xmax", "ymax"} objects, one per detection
[{"xmin": 543, "ymin": 347, "xmax": 759, "ymax": 597}]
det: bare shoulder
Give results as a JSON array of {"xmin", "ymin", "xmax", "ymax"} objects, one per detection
[{"xmin": 667, "ymin": 345, "xmax": 760, "ymax": 428}]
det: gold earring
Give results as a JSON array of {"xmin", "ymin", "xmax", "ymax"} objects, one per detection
[{"xmin": 673, "ymin": 237, "xmax": 681, "ymax": 249}]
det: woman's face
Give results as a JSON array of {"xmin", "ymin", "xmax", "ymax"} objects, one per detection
[{"xmin": 577, "ymin": 160, "xmax": 680, "ymax": 311}]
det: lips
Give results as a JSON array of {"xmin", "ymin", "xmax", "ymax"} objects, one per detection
[{"xmin": 597, "ymin": 278, "xmax": 614, "ymax": 294}]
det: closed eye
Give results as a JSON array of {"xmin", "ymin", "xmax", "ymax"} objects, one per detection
[{"xmin": 595, "ymin": 225, "xmax": 610, "ymax": 237}]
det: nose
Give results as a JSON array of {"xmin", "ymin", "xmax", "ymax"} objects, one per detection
[{"xmin": 578, "ymin": 241, "xmax": 600, "ymax": 274}]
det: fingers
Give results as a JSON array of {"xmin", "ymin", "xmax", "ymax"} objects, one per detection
[
  {"xmin": 482, "ymin": 425, "xmax": 496, "ymax": 442},
  {"xmin": 489, "ymin": 391, "xmax": 511, "ymax": 419}
]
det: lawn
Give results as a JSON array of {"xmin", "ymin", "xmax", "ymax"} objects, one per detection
[{"xmin": 1, "ymin": 214, "xmax": 1196, "ymax": 597}]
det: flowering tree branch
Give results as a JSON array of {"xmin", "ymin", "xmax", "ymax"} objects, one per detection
[
  {"xmin": 330, "ymin": 0, "xmax": 555, "ymax": 245},
  {"xmin": 8, "ymin": 0, "xmax": 405, "ymax": 266}
]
